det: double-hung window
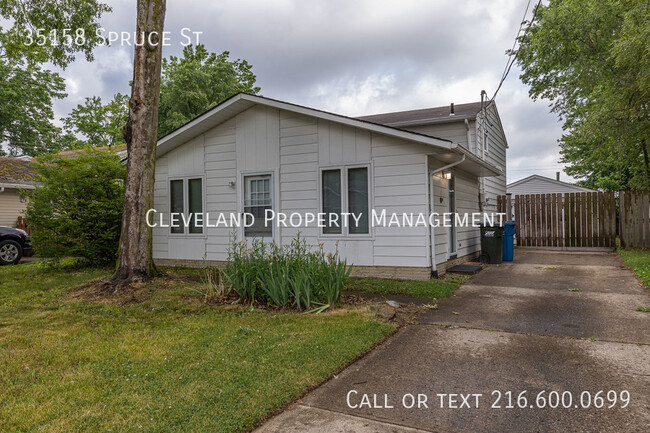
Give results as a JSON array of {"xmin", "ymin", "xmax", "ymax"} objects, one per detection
[
  {"xmin": 243, "ymin": 174, "xmax": 273, "ymax": 238},
  {"xmin": 169, "ymin": 177, "xmax": 203, "ymax": 234},
  {"xmin": 321, "ymin": 165, "xmax": 370, "ymax": 236}
]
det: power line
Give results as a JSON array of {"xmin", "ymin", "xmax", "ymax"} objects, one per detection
[
  {"xmin": 491, "ymin": 0, "xmax": 542, "ymax": 101},
  {"xmin": 499, "ymin": 0, "xmax": 532, "ymax": 83}
]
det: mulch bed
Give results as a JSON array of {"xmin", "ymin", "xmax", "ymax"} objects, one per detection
[{"xmin": 68, "ymin": 276, "xmax": 428, "ymax": 324}]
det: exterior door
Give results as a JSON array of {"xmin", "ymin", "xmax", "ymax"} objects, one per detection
[{"xmin": 448, "ymin": 175, "xmax": 457, "ymax": 256}]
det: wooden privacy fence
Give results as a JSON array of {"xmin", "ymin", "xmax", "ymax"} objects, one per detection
[
  {"xmin": 619, "ymin": 190, "xmax": 650, "ymax": 248},
  {"xmin": 497, "ymin": 192, "xmax": 617, "ymax": 248}
]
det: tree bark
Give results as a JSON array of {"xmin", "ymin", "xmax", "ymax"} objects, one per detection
[{"xmin": 110, "ymin": 0, "xmax": 166, "ymax": 285}]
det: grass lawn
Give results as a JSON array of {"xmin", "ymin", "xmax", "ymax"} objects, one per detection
[
  {"xmin": 617, "ymin": 248, "xmax": 650, "ymax": 291},
  {"xmin": 344, "ymin": 274, "xmax": 468, "ymax": 299},
  {"xmin": 0, "ymin": 262, "xmax": 394, "ymax": 432}
]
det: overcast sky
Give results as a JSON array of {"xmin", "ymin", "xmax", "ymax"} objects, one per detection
[{"xmin": 53, "ymin": 0, "xmax": 569, "ymax": 184}]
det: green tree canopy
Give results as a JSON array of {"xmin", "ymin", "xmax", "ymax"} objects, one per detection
[
  {"xmin": 62, "ymin": 93, "xmax": 129, "ymax": 148},
  {"xmin": 24, "ymin": 148, "xmax": 126, "ymax": 265},
  {"xmin": 0, "ymin": 57, "xmax": 66, "ymax": 156},
  {"xmin": 158, "ymin": 44, "xmax": 260, "ymax": 137},
  {"xmin": 0, "ymin": 0, "xmax": 111, "ymax": 156},
  {"xmin": 517, "ymin": 0, "xmax": 650, "ymax": 190},
  {"xmin": 0, "ymin": 0, "xmax": 111, "ymax": 68}
]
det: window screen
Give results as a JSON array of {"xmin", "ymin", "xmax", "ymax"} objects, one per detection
[
  {"xmin": 347, "ymin": 167, "xmax": 369, "ymax": 234},
  {"xmin": 170, "ymin": 179, "xmax": 184, "ymax": 234},
  {"xmin": 188, "ymin": 178, "xmax": 203, "ymax": 234},
  {"xmin": 322, "ymin": 169, "xmax": 342, "ymax": 234}
]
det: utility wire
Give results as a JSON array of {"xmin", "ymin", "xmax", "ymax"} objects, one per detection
[
  {"xmin": 491, "ymin": 0, "xmax": 542, "ymax": 101},
  {"xmin": 499, "ymin": 0, "xmax": 532, "ymax": 83}
]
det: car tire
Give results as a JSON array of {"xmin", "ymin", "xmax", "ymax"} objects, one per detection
[{"xmin": 0, "ymin": 240, "xmax": 22, "ymax": 265}]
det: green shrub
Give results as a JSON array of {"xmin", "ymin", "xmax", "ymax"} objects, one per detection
[
  {"xmin": 222, "ymin": 234, "xmax": 351, "ymax": 311},
  {"xmin": 23, "ymin": 148, "xmax": 126, "ymax": 265}
]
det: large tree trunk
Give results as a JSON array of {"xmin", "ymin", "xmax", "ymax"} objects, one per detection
[{"xmin": 111, "ymin": 0, "xmax": 166, "ymax": 285}]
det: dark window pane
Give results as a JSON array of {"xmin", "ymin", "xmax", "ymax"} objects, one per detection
[
  {"xmin": 348, "ymin": 167, "xmax": 369, "ymax": 234},
  {"xmin": 170, "ymin": 179, "xmax": 184, "ymax": 234},
  {"xmin": 188, "ymin": 178, "xmax": 203, "ymax": 234},
  {"xmin": 322, "ymin": 169, "xmax": 342, "ymax": 234}
]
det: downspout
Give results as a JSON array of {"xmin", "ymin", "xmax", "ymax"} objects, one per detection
[
  {"xmin": 479, "ymin": 90, "xmax": 489, "ymax": 210},
  {"xmin": 428, "ymin": 154, "xmax": 465, "ymax": 278},
  {"xmin": 425, "ymin": 156, "xmax": 433, "ymax": 276}
]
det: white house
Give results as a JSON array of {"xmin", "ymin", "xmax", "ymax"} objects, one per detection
[
  {"xmin": 507, "ymin": 174, "xmax": 595, "ymax": 196},
  {"xmin": 152, "ymin": 93, "xmax": 506, "ymax": 279}
]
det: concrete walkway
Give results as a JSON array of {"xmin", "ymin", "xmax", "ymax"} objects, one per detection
[{"xmin": 256, "ymin": 249, "xmax": 650, "ymax": 432}]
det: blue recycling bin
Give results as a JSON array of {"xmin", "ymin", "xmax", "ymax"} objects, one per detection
[{"xmin": 502, "ymin": 222, "xmax": 517, "ymax": 261}]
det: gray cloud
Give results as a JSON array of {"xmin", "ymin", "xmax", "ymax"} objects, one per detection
[{"xmin": 49, "ymin": 0, "xmax": 570, "ymax": 183}]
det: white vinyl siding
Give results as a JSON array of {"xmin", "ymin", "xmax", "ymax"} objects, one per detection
[
  {"xmin": 407, "ymin": 121, "xmax": 475, "ymax": 150},
  {"xmin": 0, "ymin": 189, "xmax": 27, "ymax": 227},
  {"xmin": 477, "ymin": 104, "xmax": 507, "ymax": 212},
  {"xmin": 204, "ymin": 119, "xmax": 237, "ymax": 261},
  {"xmin": 279, "ymin": 111, "xmax": 319, "ymax": 245},
  {"xmin": 371, "ymin": 134, "xmax": 429, "ymax": 267}
]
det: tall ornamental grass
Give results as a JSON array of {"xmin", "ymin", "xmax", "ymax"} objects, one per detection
[{"xmin": 222, "ymin": 235, "xmax": 351, "ymax": 311}]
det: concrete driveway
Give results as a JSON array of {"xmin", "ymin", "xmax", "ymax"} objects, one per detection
[{"xmin": 256, "ymin": 249, "xmax": 650, "ymax": 432}]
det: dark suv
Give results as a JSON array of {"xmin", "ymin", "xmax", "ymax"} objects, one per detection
[{"xmin": 0, "ymin": 226, "xmax": 33, "ymax": 265}]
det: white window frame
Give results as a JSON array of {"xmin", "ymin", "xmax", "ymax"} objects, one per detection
[
  {"xmin": 168, "ymin": 175, "xmax": 206, "ymax": 237},
  {"xmin": 239, "ymin": 171, "xmax": 277, "ymax": 241},
  {"xmin": 318, "ymin": 162, "xmax": 372, "ymax": 239}
]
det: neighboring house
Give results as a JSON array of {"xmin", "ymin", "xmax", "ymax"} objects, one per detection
[
  {"xmin": 0, "ymin": 156, "xmax": 37, "ymax": 227},
  {"xmin": 0, "ymin": 145, "xmax": 126, "ymax": 230},
  {"xmin": 57, "ymin": 144, "xmax": 128, "ymax": 160},
  {"xmin": 507, "ymin": 174, "xmax": 595, "ymax": 196},
  {"xmin": 152, "ymin": 93, "xmax": 506, "ymax": 279}
]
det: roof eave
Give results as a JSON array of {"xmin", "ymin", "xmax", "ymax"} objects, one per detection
[
  {"xmin": 0, "ymin": 182, "xmax": 36, "ymax": 189},
  {"xmin": 380, "ymin": 113, "xmax": 477, "ymax": 128}
]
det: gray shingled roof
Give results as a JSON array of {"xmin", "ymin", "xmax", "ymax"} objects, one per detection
[
  {"xmin": 0, "ymin": 157, "xmax": 38, "ymax": 186},
  {"xmin": 356, "ymin": 101, "xmax": 483, "ymax": 125}
]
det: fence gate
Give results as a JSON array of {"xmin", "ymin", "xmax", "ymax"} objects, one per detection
[
  {"xmin": 497, "ymin": 192, "xmax": 617, "ymax": 248},
  {"xmin": 619, "ymin": 190, "xmax": 650, "ymax": 248}
]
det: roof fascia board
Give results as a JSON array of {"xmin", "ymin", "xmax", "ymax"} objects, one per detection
[
  {"xmin": 382, "ymin": 114, "xmax": 477, "ymax": 127},
  {"xmin": 0, "ymin": 182, "xmax": 36, "ymax": 189}
]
